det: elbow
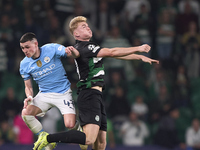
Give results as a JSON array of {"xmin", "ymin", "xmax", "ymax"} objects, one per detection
[
  {"xmin": 98, "ymin": 48, "xmax": 116, "ymax": 57},
  {"xmin": 109, "ymin": 49, "xmax": 116, "ymax": 57}
]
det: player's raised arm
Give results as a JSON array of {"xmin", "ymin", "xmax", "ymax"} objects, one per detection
[
  {"xmin": 96, "ymin": 44, "xmax": 151, "ymax": 58},
  {"xmin": 65, "ymin": 46, "xmax": 80, "ymax": 58},
  {"xmin": 115, "ymin": 54, "xmax": 159, "ymax": 64}
]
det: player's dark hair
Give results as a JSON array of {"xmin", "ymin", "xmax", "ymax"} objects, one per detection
[{"xmin": 20, "ymin": 32, "xmax": 37, "ymax": 43}]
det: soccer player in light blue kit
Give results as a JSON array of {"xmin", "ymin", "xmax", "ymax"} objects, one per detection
[{"xmin": 19, "ymin": 32, "xmax": 77, "ymax": 150}]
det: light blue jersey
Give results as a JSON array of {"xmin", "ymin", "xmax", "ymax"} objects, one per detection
[{"xmin": 20, "ymin": 43, "xmax": 70, "ymax": 93}]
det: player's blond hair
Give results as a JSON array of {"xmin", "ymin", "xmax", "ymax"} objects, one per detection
[{"xmin": 69, "ymin": 16, "xmax": 87, "ymax": 35}]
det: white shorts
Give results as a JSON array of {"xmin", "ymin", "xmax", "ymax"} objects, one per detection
[{"xmin": 30, "ymin": 89, "xmax": 76, "ymax": 117}]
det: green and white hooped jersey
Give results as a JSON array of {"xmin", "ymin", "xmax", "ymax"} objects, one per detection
[{"xmin": 74, "ymin": 40, "xmax": 105, "ymax": 92}]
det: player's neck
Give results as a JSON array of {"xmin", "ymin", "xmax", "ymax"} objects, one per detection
[
  {"xmin": 32, "ymin": 47, "xmax": 40, "ymax": 59},
  {"xmin": 76, "ymin": 37, "xmax": 91, "ymax": 42}
]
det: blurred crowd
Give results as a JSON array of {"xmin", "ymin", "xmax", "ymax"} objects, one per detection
[{"xmin": 1, "ymin": 0, "xmax": 200, "ymax": 149}]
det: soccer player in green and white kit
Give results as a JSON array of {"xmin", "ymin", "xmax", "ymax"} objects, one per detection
[{"xmin": 33, "ymin": 16, "xmax": 159, "ymax": 150}]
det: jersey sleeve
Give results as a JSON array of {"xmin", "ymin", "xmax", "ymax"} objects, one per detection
[
  {"xmin": 79, "ymin": 42, "xmax": 102, "ymax": 58},
  {"xmin": 19, "ymin": 62, "xmax": 31, "ymax": 81},
  {"xmin": 53, "ymin": 43, "xmax": 67, "ymax": 58}
]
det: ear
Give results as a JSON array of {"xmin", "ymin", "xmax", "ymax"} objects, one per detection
[
  {"xmin": 74, "ymin": 31, "xmax": 79, "ymax": 37},
  {"xmin": 34, "ymin": 40, "xmax": 38, "ymax": 47}
]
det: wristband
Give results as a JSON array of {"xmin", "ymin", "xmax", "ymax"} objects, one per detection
[{"xmin": 28, "ymin": 96, "xmax": 33, "ymax": 101}]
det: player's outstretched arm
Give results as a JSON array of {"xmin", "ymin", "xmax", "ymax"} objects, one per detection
[
  {"xmin": 97, "ymin": 44, "xmax": 151, "ymax": 58},
  {"xmin": 115, "ymin": 54, "xmax": 159, "ymax": 65},
  {"xmin": 65, "ymin": 46, "xmax": 80, "ymax": 58},
  {"xmin": 140, "ymin": 55, "xmax": 159, "ymax": 64}
]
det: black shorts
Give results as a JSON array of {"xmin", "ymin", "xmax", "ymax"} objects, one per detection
[{"xmin": 77, "ymin": 88, "xmax": 107, "ymax": 131}]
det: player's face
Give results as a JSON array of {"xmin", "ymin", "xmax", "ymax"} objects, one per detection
[
  {"xmin": 20, "ymin": 40, "xmax": 38, "ymax": 58},
  {"xmin": 74, "ymin": 22, "xmax": 92, "ymax": 41}
]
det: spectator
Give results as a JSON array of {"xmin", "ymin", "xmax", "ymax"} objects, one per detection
[
  {"xmin": 23, "ymin": 0, "xmax": 51, "ymax": 27},
  {"xmin": 157, "ymin": 84, "xmax": 172, "ymax": 107},
  {"xmin": 186, "ymin": 118, "xmax": 200, "ymax": 150},
  {"xmin": 106, "ymin": 70, "xmax": 127, "ymax": 96},
  {"xmin": 0, "ymin": 87, "xmax": 22, "ymax": 122},
  {"xmin": 132, "ymin": 3, "xmax": 153, "ymax": 46},
  {"xmin": 120, "ymin": 111, "xmax": 149, "ymax": 146},
  {"xmin": 178, "ymin": 0, "xmax": 200, "ymax": 16},
  {"xmin": 107, "ymin": 86, "xmax": 131, "ymax": 120},
  {"xmin": 147, "ymin": 62, "xmax": 163, "ymax": 88},
  {"xmin": 93, "ymin": 0, "xmax": 115, "ymax": 44},
  {"xmin": 0, "ymin": 14, "xmax": 13, "ymax": 72},
  {"xmin": 149, "ymin": 69, "xmax": 168, "ymax": 98},
  {"xmin": 131, "ymin": 95, "xmax": 148, "ymax": 121},
  {"xmin": 181, "ymin": 21, "xmax": 200, "ymax": 47},
  {"xmin": 182, "ymin": 21, "xmax": 200, "ymax": 79},
  {"xmin": 158, "ymin": 0, "xmax": 178, "ymax": 22},
  {"xmin": 23, "ymin": 10, "xmax": 49, "ymax": 45},
  {"xmin": 0, "ymin": 42, "xmax": 8, "ymax": 79},
  {"xmin": 156, "ymin": 9, "xmax": 175, "ymax": 60},
  {"xmin": 101, "ymin": 26, "xmax": 131, "ymax": 70},
  {"xmin": 123, "ymin": 0, "xmax": 151, "ymax": 22},
  {"xmin": 154, "ymin": 107, "xmax": 186, "ymax": 149},
  {"xmin": 46, "ymin": 9, "xmax": 65, "ymax": 44},
  {"xmin": 53, "ymin": 0, "xmax": 78, "ymax": 27},
  {"xmin": 174, "ymin": 65, "xmax": 189, "ymax": 107},
  {"xmin": 13, "ymin": 114, "xmax": 34, "ymax": 144},
  {"xmin": 175, "ymin": 1, "xmax": 199, "ymax": 35},
  {"xmin": 0, "ymin": 118, "xmax": 17, "ymax": 146}
]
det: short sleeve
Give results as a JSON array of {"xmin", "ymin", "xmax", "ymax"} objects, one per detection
[
  {"xmin": 19, "ymin": 67, "xmax": 31, "ymax": 81},
  {"xmin": 53, "ymin": 43, "xmax": 67, "ymax": 58},
  {"xmin": 79, "ymin": 42, "xmax": 102, "ymax": 58}
]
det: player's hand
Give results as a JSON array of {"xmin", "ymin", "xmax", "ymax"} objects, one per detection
[
  {"xmin": 23, "ymin": 96, "xmax": 33, "ymax": 109},
  {"xmin": 65, "ymin": 46, "xmax": 80, "ymax": 58},
  {"xmin": 138, "ymin": 44, "xmax": 151, "ymax": 53},
  {"xmin": 65, "ymin": 46, "xmax": 73, "ymax": 56},
  {"xmin": 141, "ymin": 57, "xmax": 159, "ymax": 65}
]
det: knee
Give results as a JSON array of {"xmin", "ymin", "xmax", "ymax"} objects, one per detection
[
  {"xmin": 98, "ymin": 140, "xmax": 107, "ymax": 150},
  {"xmin": 85, "ymin": 137, "xmax": 96, "ymax": 145},
  {"xmin": 21, "ymin": 108, "xmax": 29, "ymax": 116},
  {"xmin": 64, "ymin": 120, "xmax": 75, "ymax": 129}
]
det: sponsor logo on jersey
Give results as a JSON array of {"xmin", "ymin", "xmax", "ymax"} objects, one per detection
[
  {"xmin": 95, "ymin": 115, "xmax": 100, "ymax": 122},
  {"xmin": 44, "ymin": 56, "xmax": 50, "ymax": 63},
  {"xmin": 36, "ymin": 60, "xmax": 42, "ymax": 67},
  {"xmin": 32, "ymin": 64, "xmax": 55, "ymax": 78}
]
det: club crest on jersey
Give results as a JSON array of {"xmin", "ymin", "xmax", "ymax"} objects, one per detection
[
  {"xmin": 44, "ymin": 56, "xmax": 50, "ymax": 63},
  {"xmin": 36, "ymin": 60, "xmax": 42, "ymax": 67},
  {"xmin": 95, "ymin": 115, "xmax": 100, "ymax": 122},
  {"xmin": 58, "ymin": 45, "xmax": 62, "ymax": 51}
]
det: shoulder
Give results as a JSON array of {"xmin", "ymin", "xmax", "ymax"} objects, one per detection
[
  {"xmin": 20, "ymin": 57, "xmax": 30, "ymax": 67},
  {"xmin": 186, "ymin": 127, "xmax": 194, "ymax": 132},
  {"xmin": 41, "ymin": 43, "xmax": 60, "ymax": 49},
  {"xmin": 41, "ymin": 43, "xmax": 65, "ymax": 54},
  {"xmin": 75, "ymin": 41, "xmax": 101, "ymax": 52},
  {"xmin": 20, "ymin": 57, "xmax": 31, "ymax": 73}
]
